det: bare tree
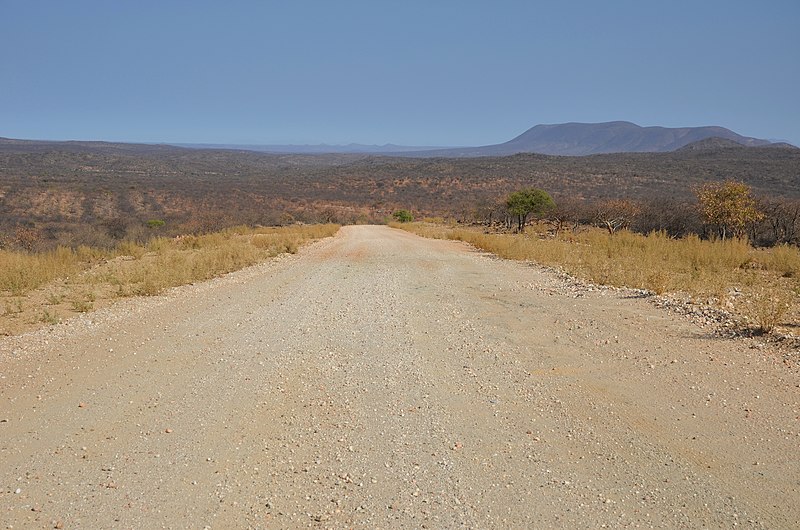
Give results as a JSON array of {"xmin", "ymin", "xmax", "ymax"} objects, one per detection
[
  {"xmin": 758, "ymin": 197, "xmax": 800, "ymax": 245},
  {"xmin": 547, "ymin": 197, "xmax": 591, "ymax": 236},
  {"xmin": 594, "ymin": 199, "xmax": 640, "ymax": 235}
]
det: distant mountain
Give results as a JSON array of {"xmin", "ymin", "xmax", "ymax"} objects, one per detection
[
  {"xmin": 2, "ymin": 122, "xmax": 790, "ymax": 159},
  {"xmin": 402, "ymin": 121, "xmax": 774, "ymax": 157},
  {"xmin": 0, "ymin": 137, "xmax": 190, "ymax": 156},
  {"xmin": 0, "ymin": 137, "xmax": 447, "ymax": 156}
]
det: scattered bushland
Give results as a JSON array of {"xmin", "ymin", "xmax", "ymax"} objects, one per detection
[{"xmin": 2, "ymin": 139, "xmax": 799, "ymax": 252}]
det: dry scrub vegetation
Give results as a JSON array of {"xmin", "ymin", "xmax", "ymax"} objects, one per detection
[
  {"xmin": 0, "ymin": 224, "xmax": 339, "ymax": 336},
  {"xmin": 3, "ymin": 140, "xmax": 799, "ymax": 253},
  {"xmin": 393, "ymin": 222, "xmax": 799, "ymax": 335}
]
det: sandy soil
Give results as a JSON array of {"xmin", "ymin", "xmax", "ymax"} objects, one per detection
[{"xmin": 1, "ymin": 225, "xmax": 798, "ymax": 529}]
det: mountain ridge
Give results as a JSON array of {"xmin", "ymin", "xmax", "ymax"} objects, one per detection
[
  {"xmin": 1, "ymin": 121, "xmax": 790, "ymax": 157},
  {"xmin": 403, "ymin": 121, "xmax": 774, "ymax": 157}
]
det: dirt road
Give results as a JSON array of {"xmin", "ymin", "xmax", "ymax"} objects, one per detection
[{"xmin": 1, "ymin": 225, "xmax": 798, "ymax": 528}]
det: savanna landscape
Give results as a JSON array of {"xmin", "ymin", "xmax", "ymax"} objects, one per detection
[
  {"xmin": 2, "ymin": 137, "xmax": 800, "ymax": 341},
  {"xmin": 3, "ymin": 2, "xmax": 800, "ymax": 527},
  {"xmin": 2, "ymin": 133, "xmax": 800, "ymax": 527}
]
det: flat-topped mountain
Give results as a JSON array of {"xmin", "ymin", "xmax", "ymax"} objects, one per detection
[
  {"xmin": 403, "ymin": 121, "xmax": 774, "ymax": 157},
  {"xmin": 503, "ymin": 121, "xmax": 769, "ymax": 155}
]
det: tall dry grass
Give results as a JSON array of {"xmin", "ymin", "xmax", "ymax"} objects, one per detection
[
  {"xmin": 392, "ymin": 222, "xmax": 799, "ymax": 333},
  {"xmin": 0, "ymin": 224, "xmax": 338, "ymax": 297},
  {"xmin": 94, "ymin": 224, "xmax": 340, "ymax": 296},
  {"xmin": 0, "ymin": 224, "xmax": 339, "ymax": 334},
  {"xmin": 0, "ymin": 246, "xmax": 87, "ymax": 296}
]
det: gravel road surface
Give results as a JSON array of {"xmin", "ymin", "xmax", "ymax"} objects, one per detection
[{"xmin": 1, "ymin": 225, "xmax": 798, "ymax": 529}]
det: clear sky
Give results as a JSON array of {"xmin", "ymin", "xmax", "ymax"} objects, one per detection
[{"xmin": 2, "ymin": 0, "xmax": 798, "ymax": 146}]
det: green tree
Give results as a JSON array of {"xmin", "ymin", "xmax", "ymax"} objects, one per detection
[
  {"xmin": 392, "ymin": 209, "xmax": 414, "ymax": 223},
  {"xmin": 695, "ymin": 181, "xmax": 763, "ymax": 239},
  {"xmin": 506, "ymin": 188, "xmax": 555, "ymax": 231}
]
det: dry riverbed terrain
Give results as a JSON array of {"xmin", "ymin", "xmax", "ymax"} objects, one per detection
[{"xmin": 1, "ymin": 225, "xmax": 798, "ymax": 528}]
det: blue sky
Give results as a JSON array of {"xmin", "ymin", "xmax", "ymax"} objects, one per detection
[{"xmin": 2, "ymin": 1, "xmax": 798, "ymax": 146}]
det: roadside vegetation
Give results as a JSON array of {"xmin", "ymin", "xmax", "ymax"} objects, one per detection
[
  {"xmin": 2, "ymin": 136, "xmax": 799, "ymax": 339},
  {"xmin": 0, "ymin": 224, "xmax": 339, "ymax": 336},
  {"xmin": 392, "ymin": 209, "xmax": 414, "ymax": 223},
  {"xmin": 392, "ymin": 182, "xmax": 800, "ymax": 335}
]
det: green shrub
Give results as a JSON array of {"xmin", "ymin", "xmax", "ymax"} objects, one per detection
[{"xmin": 392, "ymin": 210, "xmax": 414, "ymax": 223}]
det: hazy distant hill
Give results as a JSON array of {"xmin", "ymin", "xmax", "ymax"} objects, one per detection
[
  {"xmin": 7, "ymin": 121, "xmax": 784, "ymax": 158},
  {"xmin": 403, "ymin": 121, "xmax": 774, "ymax": 157},
  {"xmin": 175, "ymin": 142, "xmax": 449, "ymax": 154},
  {"xmin": 172, "ymin": 122, "xmax": 777, "ymax": 157},
  {"xmin": 0, "ymin": 137, "xmax": 192, "ymax": 156}
]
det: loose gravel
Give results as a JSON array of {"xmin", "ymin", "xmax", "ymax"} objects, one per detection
[{"xmin": 1, "ymin": 225, "xmax": 798, "ymax": 528}]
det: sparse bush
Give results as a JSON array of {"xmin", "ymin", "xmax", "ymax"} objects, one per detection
[
  {"xmin": 46, "ymin": 292, "xmax": 64, "ymax": 305},
  {"xmin": 3, "ymin": 298, "xmax": 24, "ymax": 316},
  {"xmin": 37, "ymin": 309, "xmax": 59, "ymax": 325},
  {"xmin": 546, "ymin": 197, "xmax": 592, "ymax": 236},
  {"xmin": 738, "ymin": 282, "xmax": 792, "ymax": 333},
  {"xmin": 634, "ymin": 198, "xmax": 702, "ymax": 238},
  {"xmin": 103, "ymin": 217, "xmax": 130, "ymax": 240},
  {"xmin": 70, "ymin": 299, "xmax": 93, "ymax": 313},
  {"xmin": 392, "ymin": 210, "xmax": 414, "ymax": 223},
  {"xmin": 116, "ymin": 240, "xmax": 147, "ymax": 259},
  {"xmin": 12, "ymin": 227, "xmax": 45, "ymax": 252}
]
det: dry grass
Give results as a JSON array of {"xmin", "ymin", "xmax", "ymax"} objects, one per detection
[
  {"xmin": 393, "ymin": 222, "xmax": 800, "ymax": 334},
  {"xmin": 100, "ymin": 224, "xmax": 338, "ymax": 297},
  {"xmin": 0, "ymin": 247, "xmax": 86, "ymax": 296},
  {"xmin": 0, "ymin": 224, "xmax": 339, "ymax": 335}
]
